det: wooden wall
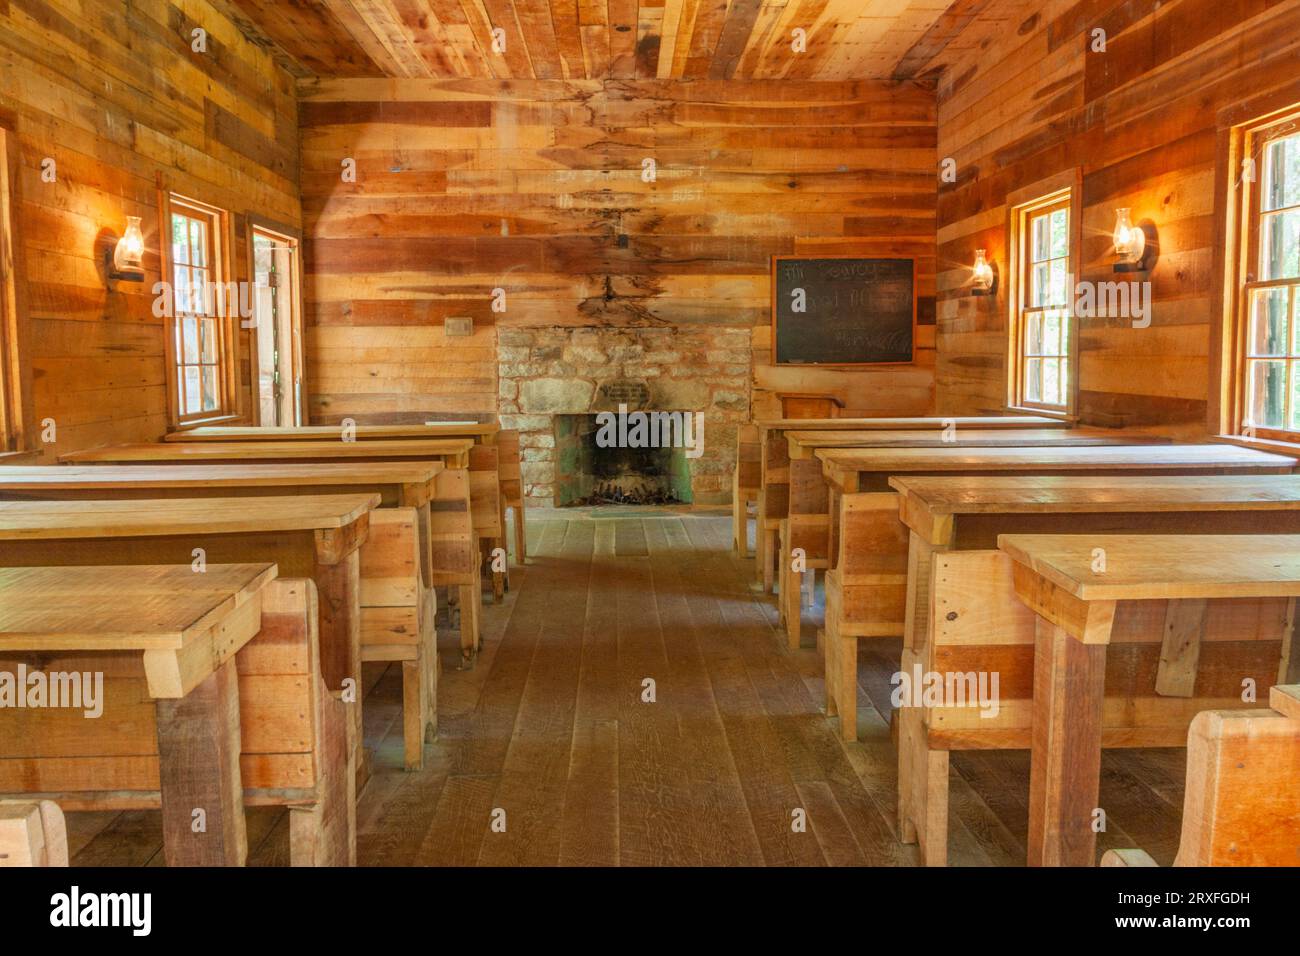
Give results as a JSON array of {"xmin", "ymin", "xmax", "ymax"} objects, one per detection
[
  {"xmin": 298, "ymin": 78, "xmax": 937, "ymax": 424},
  {"xmin": 0, "ymin": 0, "xmax": 301, "ymax": 458},
  {"xmin": 934, "ymin": 0, "xmax": 1300, "ymax": 436}
]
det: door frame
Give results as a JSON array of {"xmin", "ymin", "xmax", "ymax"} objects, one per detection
[{"xmin": 246, "ymin": 216, "xmax": 305, "ymax": 427}]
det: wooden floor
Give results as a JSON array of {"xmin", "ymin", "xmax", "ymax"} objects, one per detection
[{"xmin": 65, "ymin": 512, "xmax": 1187, "ymax": 866}]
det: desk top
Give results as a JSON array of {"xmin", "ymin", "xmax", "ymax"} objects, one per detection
[
  {"xmin": 0, "ymin": 462, "xmax": 441, "ymax": 491},
  {"xmin": 0, "ymin": 563, "xmax": 276, "ymax": 651},
  {"xmin": 998, "ymin": 533, "xmax": 1300, "ymax": 601},
  {"xmin": 786, "ymin": 427, "xmax": 1158, "ymax": 457},
  {"xmin": 60, "ymin": 439, "xmax": 474, "ymax": 463},
  {"xmin": 891, "ymin": 474, "xmax": 1300, "ymax": 515},
  {"xmin": 167, "ymin": 423, "xmax": 498, "ymax": 442},
  {"xmin": 816, "ymin": 443, "xmax": 1297, "ymax": 474},
  {"xmin": 0, "ymin": 493, "xmax": 379, "ymax": 539},
  {"xmin": 756, "ymin": 415, "xmax": 1066, "ymax": 432}
]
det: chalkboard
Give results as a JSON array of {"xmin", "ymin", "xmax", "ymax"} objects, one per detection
[{"xmin": 771, "ymin": 257, "xmax": 916, "ymax": 365}]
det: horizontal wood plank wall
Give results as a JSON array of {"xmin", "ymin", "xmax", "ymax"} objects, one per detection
[
  {"xmin": 0, "ymin": 0, "xmax": 301, "ymax": 459},
  {"xmin": 934, "ymin": 0, "xmax": 1300, "ymax": 436},
  {"xmin": 297, "ymin": 78, "xmax": 937, "ymax": 425}
]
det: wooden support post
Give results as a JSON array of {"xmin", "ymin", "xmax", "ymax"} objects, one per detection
[
  {"xmin": 512, "ymin": 505, "xmax": 527, "ymax": 566},
  {"xmin": 154, "ymin": 661, "xmax": 247, "ymax": 867},
  {"xmin": 1026, "ymin": 618, "xmax": 1108, "ymax": 867},
  {"xmin": 1156, "ymin": 598, "xmax": 1207, "ymax": 697}
]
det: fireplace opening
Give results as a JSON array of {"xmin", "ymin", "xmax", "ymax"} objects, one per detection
[{"xmin": 554, "ymin": 414, "xmax": 694, "ymax": 507}]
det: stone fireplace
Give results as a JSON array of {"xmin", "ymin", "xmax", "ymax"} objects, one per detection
[
  {"xmin": 553, "ymin": 414, "xmax": 693, "ymax": 506},
  {"xmin": 497, "ymin": 326, "xmax": 750, "ymax": 507}
]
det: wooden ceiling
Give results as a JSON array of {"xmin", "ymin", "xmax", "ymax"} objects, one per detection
[{"xmin": 222, "ymin": 0, "xmax": 987, "ymax": 82}]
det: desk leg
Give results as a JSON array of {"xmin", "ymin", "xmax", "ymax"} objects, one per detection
[
  {"xmin": 314, "ymin": 550, "xmax": 367, "ymax": 791},
  {"xmin": 1027, "ymin": 618, "xmax": 1108, "ymax": 866},
  {"xmin": 155, "ymin": 661, "xmax": 246, "ymax": 866}
]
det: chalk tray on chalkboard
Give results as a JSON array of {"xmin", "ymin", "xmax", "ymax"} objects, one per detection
[{"xmin": 771, "ymin": 256, "xmax": 916, "ymax": 366}]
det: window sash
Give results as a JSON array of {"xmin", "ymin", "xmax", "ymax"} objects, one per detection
[
  {"xmin": 167, "ymin": 198, "xmax": 229, "ymax": 424},
  {"xmin": 1015, "ymin": 196, "xmax": 1072, "ymax": 411}
]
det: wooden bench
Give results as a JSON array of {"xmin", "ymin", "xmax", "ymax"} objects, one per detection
[
  {"xmin": 1102, "ymin": 684, "xmax": 1300, "ymax": 867},
  {"xmin": 1000, "ymin": 533, "xmax": 1300, "ymax": 866},
  {"xmin": 821, "ymin": 446, "xmax": 1298, "ymax": 744},
  {"xmin": 0, "ymin": 461, "xmax": 457, "ymax": 769},
  {"xmin": 0, "ymin": 565, "xmax": 353, "ymax": 866},
  {"xmin": 775, "ymin": 427, "xmax": 1162, "ymax": 649},
  {"xmin": 891, "ymin": 473, "xmax": 1300, "ymax": 865},
  {"xmin": 733, "ymin": 424, "xmax": 761, "ymax": 556},
  {"xmin": 0, "ymin": 800, "xmax": 67, "ymax": 866},
  {"xmin": 0, "ymin": 495, "xmax": 377, "ymax": 784},
  {"xmin": 754, "ymin": 415, "xmax": 1065, "ymax": 591}
]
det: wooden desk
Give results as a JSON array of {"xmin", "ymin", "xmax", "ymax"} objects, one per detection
[
  {"xmin": 0, "ymin": 495, "xmax": 376, "ymax": 782},
  {"xmin": 773, "ymin": 428, "xmax": 1166, "ymax": 646},
  {"xmin": 1000, "ymin": 533, "xmax": 1300, "ymax": 866},
  {"xmin": 0, "ymin": 462, "xmax": 467, "ymax": 769},
  {"xmin": 168, "ymin": 423, "xmax": 498, "ymax": 442},
  {"xmin": 63, "ymin": 438, "xmax": 512, "ymax": 604},
  {"xmin": 752, "ymin": 415, "xmax": 1067, "ymax": 589},
  {"xmin": 891, "ymin": 474, "xmax": 1300, "ymax": 866},
  {"xmin": 162, "ymin": 425, "xmax": 523, "ymax": 567},
  {"xmin": 0, "ymin": 566, "xmax": 354, "ymax": 866},
  {"xmin": 818, "ymin": 445, "xmax": 1297, "ymax": 743},
  {"xmin": 784, "ymin": 427, "xmax": 1160, "ymax": 459},
  {"xmin": 61, "ymin": 438, "xmax": 473, "ymax": 468}
]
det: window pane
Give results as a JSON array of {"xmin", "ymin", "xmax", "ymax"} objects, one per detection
[
  {"xmin": 1031, "ymin": 215, "xmax": 1049, "ymax": 262},
  {"xmin": 1025, "ymin": 358, "xmax": 1042, "ymax": 402},
  {"xmin": 1050, "ymin": 209, "xmax": 1068, "ymax": 258},
  {"xmin": 183, "ymin": 366, "xmax": 201, "ymax": 415},
  {"xmin": 1024, "ymin": 312, "xmax": 1042, "ymax": 355},
  {"xmin": 201, "ymin": 366, "xmax": 218, "ymax": 412},
  {"xmin": 1043, "ymin": 359, "xmax": 1061, "ymax": 405},
  {"xmin": 1250, "ymin": 287, "xmax": 1289, "ymax": 355},
  {"xmin": 189, "ymin": 219, "xmax": 206, "ymax": 267},
  {"xmin": 1265, "ymin": 135, "xmax": 1300, "ymax": 212},
  {"xmin": 1047, "ymin": 259, "xmax": 1069, "ymax": 307},
  {"xmin": 1248, "ymin": 359, "xmax": 1287, "ymax": 427},
  {"xmin": 201, "ymin": 318, "xmax": 218, "ymax": 363},
  {"xmin": 1042, "ymin": 310, "xmax": 1062, "ymax": 356},
  {"xmin": 1292, "ymin": 362, "xmax": 1300, "ymax": 432},
  {"xmin": 1031, "ymin": 263, "xmax": 1049, "ymax": 307},
  {"xmin": 171, "ymin": 215, "xmax": 189, "ymax": 265},
  {"xmin": 182, "ymin": 316, "xmax": 199, "ymax": 364},
  {"xmin": 1263, "ymin": 209, "xmax": 1300, "ymax": 280}
]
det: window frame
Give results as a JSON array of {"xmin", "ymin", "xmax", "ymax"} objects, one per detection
[
  {"xmin": 1228, "ymin": 109, "xmax": 1300, "ymax": 442},
  {"xmin": 1006, "ymin": 171, "xmax": 1082, "ymax": 418},
  {"xmin": 161, "ymin": 192, "xmax": 238, "ymax": 426}
]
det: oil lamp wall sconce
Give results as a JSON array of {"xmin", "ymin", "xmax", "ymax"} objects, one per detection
[
  {"xmin": 970, "ymin": 248, "xmax": 997, "ymax": 296},
  {"xmin": 1112, "ymin": 207, "xmax": 1152, "ymax": 272},
  {"xmin": 107, "ymin": 215, "xmax": 145, "ymax": 282}
]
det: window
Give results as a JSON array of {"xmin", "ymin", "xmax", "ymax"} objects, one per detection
[
  {"xmin": 166, "ymin": 196, "xmax": 232, "ymax": 423},
  {"xmin": 1008, "ymin": 180, "xmax": 1077, "ymax": 414},
  {"xmin": 1239, "ymin": 122, "xmax": 1300, "ymax": 438}
]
